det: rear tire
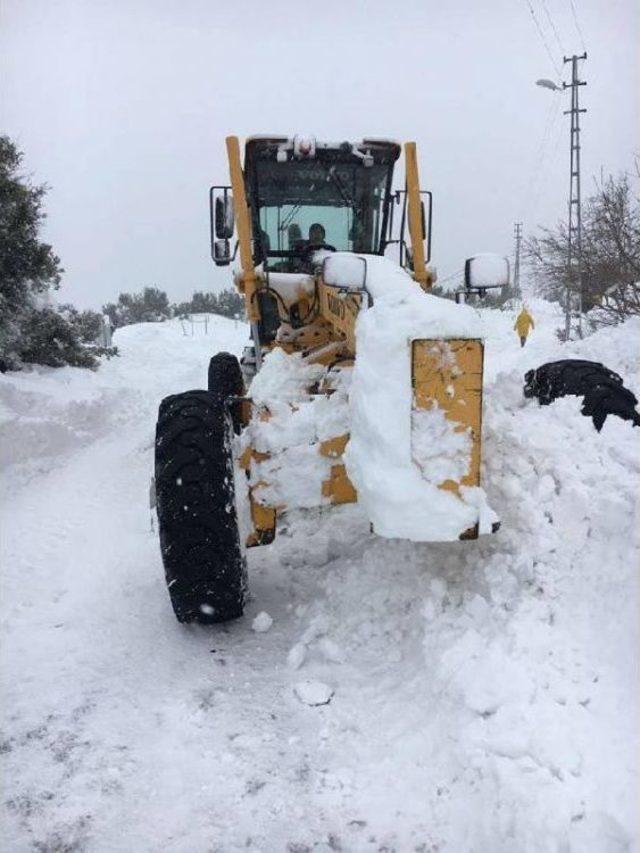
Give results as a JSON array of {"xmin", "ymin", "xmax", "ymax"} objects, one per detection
[
  {"xmin": 208, "ymin": 351, "xmax": 243, "ymax": 399},
  {"xmin": 208, "ymin": 351, "xmax": 245, "ymax": 433},
  {"xmin": 155, "ymin": 388, "xmax": 246, "ymax": 623}
]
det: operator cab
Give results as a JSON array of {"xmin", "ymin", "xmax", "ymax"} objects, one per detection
[{"xmin": 244, "ymin": 135, "xmax": 401, "ymax": 273}]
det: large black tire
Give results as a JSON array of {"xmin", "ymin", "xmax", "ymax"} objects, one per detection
[
  {"xmin": 208, "ymin": 351, "xmax": 245, "ymax": 433},
  {"xmin": 155, "ymin": 387, "xmax": 246, "ymax": 624},
  {"xmin": 208, "ymin": 351, "xmax": 244, "ymax": 398}
]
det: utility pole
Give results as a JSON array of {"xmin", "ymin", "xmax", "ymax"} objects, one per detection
[
  {"xmin": 513, "ymin": 222, "xmax": 523, "ymax": 301},
  {"xmin": 563, "ymin": 52, "xmax": 587, "ymax": 339}
]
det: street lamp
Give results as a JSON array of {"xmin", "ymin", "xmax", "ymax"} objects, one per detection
[{"xmin": 536, "ymin": 78, "xmax": 561, "ymax": 91}]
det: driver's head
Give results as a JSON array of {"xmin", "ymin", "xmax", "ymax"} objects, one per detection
[{"xmin": 308, "ymin": 223, "xmax": 325, "ymax": 246}]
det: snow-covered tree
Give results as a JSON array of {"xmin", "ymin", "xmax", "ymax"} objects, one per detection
[
  {"xmin": 527, "ymin": 172, "xmax": 640, "ymax": 324},
  {"xmin": 0, "ymin": 137, "xmax": 112, "ymax": 371},
  {"xmin": 172, "ymin": 288, "xmax": 244, "ymax": 320},
  {"xmin": 103, "ymin": 287, "xmax": 171, "ymax": 328}
]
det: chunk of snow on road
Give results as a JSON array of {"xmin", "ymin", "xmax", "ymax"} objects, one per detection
[
  {"xmin": 287, "ymin": 643, "xmax": 307, "ymax": 670},
  {"xmin": 294, "ymin": 680, "xmax": 334, "ymax": 706},
  {"xmin": 251, "ymin": 611, "xmax": 273, "ymax": 633},
  {"xmin": 318, "ymin": 637, "xmax": 345, "ymax": 664}
]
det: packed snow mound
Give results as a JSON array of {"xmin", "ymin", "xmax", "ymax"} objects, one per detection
[
  {"xmin": 339, "ymin": 254, "xmax": 492, "ymax": 540},
  {"xmin": 249, "ymin": 347, "xmax": 324, "ymax": 405},
  {"xmin": 323, "ymin": 253, "xmax": 483, "ymax": 333}
]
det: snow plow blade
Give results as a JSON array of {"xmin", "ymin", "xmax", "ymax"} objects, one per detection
[{"xmin": 411, "ymin": 339, "xmax": 486, "ymax": 540}]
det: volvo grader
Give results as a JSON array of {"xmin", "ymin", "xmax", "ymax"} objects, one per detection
[{"xmin": 154, "ymin": 134, "xmax": 495, "ymax": 624}]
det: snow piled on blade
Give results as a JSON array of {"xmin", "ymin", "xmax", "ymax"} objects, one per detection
[
  {"xmin": 341, "ymin": 254, "xmax": 491, "ymax": 540},
  {"xmin": 239, "ymin": 347, "xmax": 351, "ymax": 508},
  {"xmin": 411, "ymin": 404, "xmax": 472, "ymax": 482},
  {"xmin": 248, "ymin": 347, "xmax": 324, "ymax": 404},
  {"xmin": 1, "ymin": 307, "xmax": 639, "ymax": 852}
]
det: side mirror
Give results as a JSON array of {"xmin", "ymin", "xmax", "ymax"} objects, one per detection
[
  {"xmin": 213, "ymin": 239, "xmax": 231, "ymax": 267},
  {"xmin": 322, "ymin": 254, "xmax": 367, "ymax": 290},
  {"xmin": 464, "ymin": 253, "xmax": 510, "ymax": 289},
  {"xmin": 215, "ymin": 193, "xmax": 235, "ymax": 239}
]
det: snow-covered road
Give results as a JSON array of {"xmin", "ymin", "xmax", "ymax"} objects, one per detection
[{"xmin": 1, "ymin": 306, "xmax": 638, "ymax": 852}]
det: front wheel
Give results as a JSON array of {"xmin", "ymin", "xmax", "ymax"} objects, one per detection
[{"xmin": 155, "ymin": 389, "xmax": 246, "ymax": 623}]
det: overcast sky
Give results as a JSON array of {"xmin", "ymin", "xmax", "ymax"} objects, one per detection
[{"xmin": 1, "ymin": 0, "xmax": 638, "ymax": 309}]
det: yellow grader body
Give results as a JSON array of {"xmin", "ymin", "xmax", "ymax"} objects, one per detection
[
  {"xmin": 155, "ymin": 132, "xmax": 494, "ymax": 623},
  {"xmin": 219, "ymin": 136, "xmax": 485, "ymax": 546}
]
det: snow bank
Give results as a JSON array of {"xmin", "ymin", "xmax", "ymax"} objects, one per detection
[
  {"xmin": 280, "ymin": 313, "xmax": 639, "ymax": 850},
  {"xmin": 0, "ymin": 315, "xmax": 245, "ymax": 489}
]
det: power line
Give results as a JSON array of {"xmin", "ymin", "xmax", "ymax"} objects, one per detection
[
  {"xmin": 568, "ymin": 0, "xmax": 587, "ymax": 52},
  {"xmin": 539, "ymin": 0, "xmax": 566, "ymax": 55},
  {"xmin": 521, "ymin": 94, "xmax": 562, "ymax": 218},
  {"xmin": 528, "ymin": 97, "xmax": 564, "ymax": 220},
  {"xmin": 437, "ymin": 268, "xmax": 464, "ymax": 286},
  {"xmin": 522, "ymin": 0, "xmax": 562, "ymax": 77}
]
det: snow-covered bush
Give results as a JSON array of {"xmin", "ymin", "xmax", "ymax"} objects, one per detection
[
  {"xmin": 173, "ymin": 288, "xmax": 244, "ymax": 320},
  {"xmin": 103, "ymin": 287, "xmax": 171, "ymax": 329},
  {"xmin": 14, "ymin": 307, "xmax": 118, "ymax": 369}
]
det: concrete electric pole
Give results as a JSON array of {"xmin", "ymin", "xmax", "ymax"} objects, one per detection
[
  {"xmin": 563, "ymin": 52, "xmax": 587, "ymax": 339},
  {"xmin": 513, "ymin": 222, "xmax": 523, "ymax": 301}
]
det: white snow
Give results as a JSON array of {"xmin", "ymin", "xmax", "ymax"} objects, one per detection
[
  {"xmin": 287, "ymin": 642, "xmax": 307, "ymax": 670},
  {"xmin": 343, "ymin": 254, "xmax": 491, "ymax": 540},
  {"xmin": 239, "ymin": 348, "xmax": 350, "ymax": 510},
  {"xmin": 1, "ymin": 304, "xmax": 639, "ymax": 851},
  {"xmin": 251, "ymin": 611, "xmax": 274, "ymax": 633},
  {"xmin": 248, "ymin": 347, "xmax": 324, "ymax": 405},
  {"xmin": 411, "ymin": 404, "xmax": 472, "ymax": 483},
  {"xmin": 294, "ymin": 680, "xmax": 334, "ymax": 707}
]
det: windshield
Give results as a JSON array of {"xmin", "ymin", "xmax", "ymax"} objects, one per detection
[{"xmin": 252, "ymin": 159, "xmax": 391, "ymax": 262}]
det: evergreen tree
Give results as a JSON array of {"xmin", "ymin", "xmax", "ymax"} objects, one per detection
[
  {"xmin": 170, "ymin": 288, "xmax": 245, "ymax": 321},
  {"xmin": 0, "ymin": 137, "xmax": 110, "ymax": 371},
  {"xmin": 103, "ymin": 287, "xmax": 171, "ymax": 328}
]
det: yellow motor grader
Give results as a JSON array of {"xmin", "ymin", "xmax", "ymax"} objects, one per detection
[{"xmin": 155, "ymin": 135, "xmax": 493, "ymax": 623}]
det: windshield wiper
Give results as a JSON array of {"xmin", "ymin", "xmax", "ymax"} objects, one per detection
[
  {"xmin": 278, "ymin": 203, "xmax": 302, "ymax": 232},
  {"xmin": 322, "ymin": 164, "xmax": 355, "ymax": 208}
]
